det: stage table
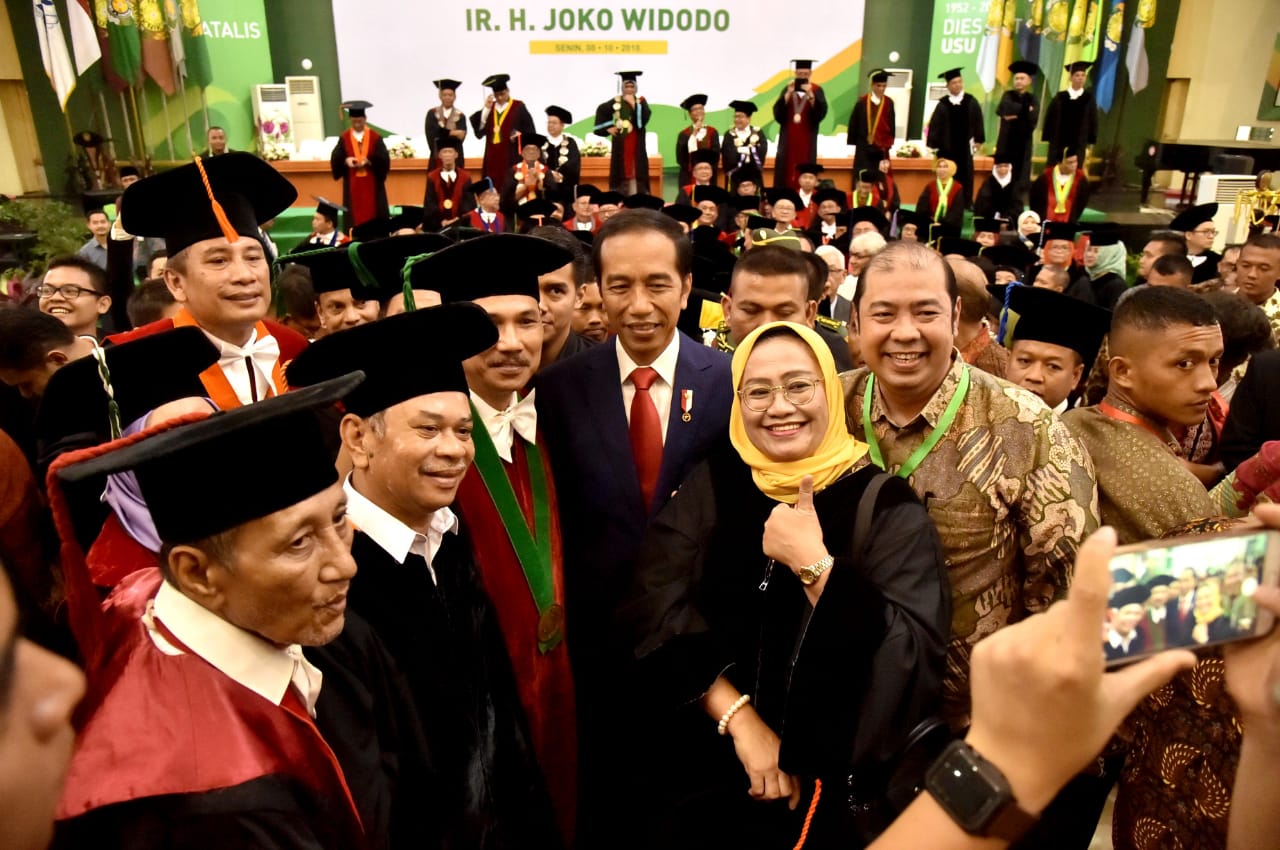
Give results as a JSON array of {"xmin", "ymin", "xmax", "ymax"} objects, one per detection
[{"xmin": 272, "ymin": 156, "xmax": 664, "ymax": 207}]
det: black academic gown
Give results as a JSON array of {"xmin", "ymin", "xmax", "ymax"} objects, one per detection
[
  {"xmin": 973, "ymin": 176, "xmax": 1025, "ymax": 224},
  {"xmin": 995, "ymin": 90, "xmax": 1037, "ymax": 183},
  {"xmin": 424, "ymin": 108, "xmax": 469, "ymax": 162},
  {"xmin": 926, "ymin": 94, "xmax": 984, "ymax": 205},
  {"xmin": 848, "ymin": 95, "xmax": 897, "ymax": 175},
  {"xmin": 541, "ymin": 135, "xmax": 581, "ymax": 206},
  {"xmin": 720, "ymin": 127, "xmax": 769, "ymax": 186},
  {"xmin": 342, "ymin": 530, "xmax": 563, "ymax": 850},
  {"xmin": 594, "ymin": 97, "xmax": 652, "ymax": 190},
  {"xmin": 1089, "ymin": 272, "xmax": 1127, "ymax": 310},
  {"xmin": 621, "ymin": 448, "xmax": 950, "ymax": 850},
  {"xmin": 1042, "ymin": 90, "xmax": 1099, "ymax": 167},
  {"xmin": 676, "ymin": 126, "xmax": 721, "ymax": 186},
  {"xmin": 329, "ymin": 133, "xmax": 391, "ymax": 230}
]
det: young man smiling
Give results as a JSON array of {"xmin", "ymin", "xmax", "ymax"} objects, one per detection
[{"xmin": 37, "ymin": 257, "xmax": 111, "ymax": 339}]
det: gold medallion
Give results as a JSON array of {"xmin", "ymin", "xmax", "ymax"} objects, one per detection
[
  {"xmin": 792, "ymin": 113, "xmax": 801, "ymax": 124},
  {"xmin": 537, "ymin": 603, "xmax": 565, "ymax": 644},
  {"xmin": 682, "ymin": 412, "xmax": 692, "ymax": 422},
  {"xmin": 443, "ymin": 199, "xmax": 453, "ymax": 210}
]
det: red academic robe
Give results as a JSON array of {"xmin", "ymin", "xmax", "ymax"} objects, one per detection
[
  {"xmin": 464, "ymin": 209, "xmax": 507, "ymax": 233},
  {"xmin": 472, "ymin": 100, "xmax": 536, "ymax": 185},
  {"xmin": 331, "ymin": 128, "xmax": 391, "ymax": 227},
  {"xmin": 106, "ymin": 309, "xmax": 310, "ymax": 411},
  {"xmin": 563, "ymin": 214, "xmax": 602, "ymax": 233},
  {"xmin": 422, "ymin": 166, "xmax": 472, "ymax": 230},
  {"xmin": 794, "ymin": 195, "xmax": 817, "ymax": 230},
  {"xmin": 454, "ymin": 438, "xmax": 577, "ymax": 844},
  {"xmin": 1031, "ymin": 167, "xmax": 1087, "ymax": 223},
  {"xmin": 86, "ymin": 511, "xmax": 156, "ymax": 589},
  {"xmin": 773, "ymin": 83, "xmax": 827, "ymax": 189},
  {"xmin": 917, "ymin": 179, "xmax": 966, "ymax": 227}
]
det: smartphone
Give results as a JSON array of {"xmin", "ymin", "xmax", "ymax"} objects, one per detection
[{"xmin": 1103, "ymin": 528, "xmax": 1280, "ymax": 667}]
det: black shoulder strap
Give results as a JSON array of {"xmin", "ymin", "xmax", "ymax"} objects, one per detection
[{"xmin": 851, "ymin": 472, "xmax": 892, "ymax": 561}]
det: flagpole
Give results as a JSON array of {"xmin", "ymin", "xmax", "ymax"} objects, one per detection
[
  {"xmin": 129, "ymin": 86, "xmax": 149, "ymax": 171},
  {"xmin": 159, "ymin": 87, "xmax": 176, "ymax": 160},
  {"xmin": 172, "ymin": 53, "xmax": 194, "ymax": 157},
  {"xmin": 98, "ymin": 91, "xmax": 117, "ymax": 164},
  {"xmin": 200, "ymin": 87, "xmax": 210, "ymax": 137},
  {"xmin": 117, "ymin": 90, "xmax": 136, "ymax": 163}
]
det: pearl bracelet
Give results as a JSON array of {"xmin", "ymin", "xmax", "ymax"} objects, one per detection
[{"xmin": 717, "ymin": 694, "xmax": 751, "ymax": 736}]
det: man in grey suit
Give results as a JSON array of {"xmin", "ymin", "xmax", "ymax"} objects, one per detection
[{"xmin": 827, "ymin": 230, "xmax": 886, "ymax": 323}]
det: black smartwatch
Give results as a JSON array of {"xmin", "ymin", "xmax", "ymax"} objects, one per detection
[{"xmin": 924, "ymin": 740, "xmax": 1038, "ymax": 841}]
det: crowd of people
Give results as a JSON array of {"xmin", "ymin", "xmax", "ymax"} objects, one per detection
[{"xmin": 3, "ymin": 56, "xmax": 1280, "ymax": 850}]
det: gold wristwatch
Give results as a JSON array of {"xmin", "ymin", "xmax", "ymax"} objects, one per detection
[{"xmin": 796, "ymin": 554, "xmax": 834, "ymax": 586}]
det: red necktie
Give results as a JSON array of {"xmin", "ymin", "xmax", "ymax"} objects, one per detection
[{"xmin": 629, "ymin": 367, "xmax": 663, "ymax": 509}]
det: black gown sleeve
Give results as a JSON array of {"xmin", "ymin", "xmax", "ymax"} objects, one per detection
[
  {"xmin": 926, "ymin": 102, "xmax": 945, "ymax": 151},
  {"xmin": 368, "ymin": 137, "xmax": 391, "ymax": 181},
  {"xmin": 1220, "ymin": 353, "xmax": 1280, "ymax": 469},
  {"xmin": 329, "ymin": 137, "xmax": 347, "ymax": 180},
  {"xmin": 812, "ymin": 83, "xmax": 829, "ymax": 123},
  {"xmin": 968, "ymin": 97, "xmax": 985, "ymax": 145}
]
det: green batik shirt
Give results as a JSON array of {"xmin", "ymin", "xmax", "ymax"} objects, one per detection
[{"xmin": 842, "ymin": 353, "xmax": 1099, "ymax": 727}]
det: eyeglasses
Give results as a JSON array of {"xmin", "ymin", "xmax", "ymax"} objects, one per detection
[
  {"xmin": 37, "ymin": 284, "xmax": 105, "ymax": 299},
  {"xmin": 1194, "ymin": 227, "xmax": 1218, "ymax": 237},
  {"xmin": 738, "ymin": 378, "xmax": 823, "ymax": 411}
]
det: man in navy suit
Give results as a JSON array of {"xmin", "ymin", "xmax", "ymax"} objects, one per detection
[{"xmin": 536, "ymin": 209, "xmax": 732, "ymax": 845}]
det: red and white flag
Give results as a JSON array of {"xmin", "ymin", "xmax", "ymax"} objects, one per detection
[{"xmin": 33, "ymin": 0, "xmax": 77, "ymax": 110}]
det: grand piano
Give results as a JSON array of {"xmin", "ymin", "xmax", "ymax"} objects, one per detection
[{"xmin": 1158, "ymin": 138, "xmax": 1280, "ymax": 203}]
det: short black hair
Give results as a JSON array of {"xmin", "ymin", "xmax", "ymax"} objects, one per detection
[
  {"xmin": 855, "ymin": 240, "xmax": 958, "ymax": 311},
  {"xmin": 127, "ymin": 279, "xmax": 177, "ymax": 327},
  {"xmin": 733, "ymin": 244, "xmax": 814, "ymax": 301},
  {"xmin": 1144, "ymin": 230, "xmax": 1188, "ymax": 257},
  {"xmin": 46, "ymin": 255, "xmax": 108, "ymax": 295},
  {"xmin": 86, "ymin": 209, "xmax": 109, "ymax": 221},
  {"xmin": 1201, "ymin": 291, "xmax": 1275, "ymax": 376},
  {"xmin": 1112, "ymin": 285, "xmax": 1218, "ymax": 338},
  {"xmin": 592, "ymin": 209, "xmax": 692, "ymax": 281},
  {"xmin": 0, "ymin": 308, "xmax": 75, "ymax": 370},
  {"xmin": 1150, "ymin": 254, "xmax": 1193, "ymax": 283},
  {"xmin": 1244, "ymin": 233, "xmax": 1280, "ymax": 253},
  {"xmin": 274, "ymin": 263, "xmax": 318, "ymax": 322},
  {"xmin": 798, "ymin": 252, "xmax": 829, "ymax": 302},
  {"xmin": 530, "ymin": 225, "xmax": 591, "ymax": 287}
]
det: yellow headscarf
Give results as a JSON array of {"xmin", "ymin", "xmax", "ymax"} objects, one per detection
[{"xmin": 729, "ymin": 322, "xmax": 869, "ymax": 504}]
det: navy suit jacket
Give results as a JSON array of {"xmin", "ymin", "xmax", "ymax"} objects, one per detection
[{"xmin": 536, "ymin": 333, "xmax": 732, "ymax": 675}]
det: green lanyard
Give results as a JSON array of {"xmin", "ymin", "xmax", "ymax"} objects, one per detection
[
  {"xmin": 862, "ymin": 365, "xmax": 970, "ymax": 480},
  {"xmin": 468, "ymin": 402, "xmax": 562, "ymax": 652},
  {"xmin": 934, "ymin": 178, "xmax": 953, "ymax": 221}
]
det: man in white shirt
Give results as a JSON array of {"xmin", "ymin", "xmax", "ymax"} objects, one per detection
[{"xmin": 1104, "ymin": 587, "xmax": 1149, "ymax": 661}]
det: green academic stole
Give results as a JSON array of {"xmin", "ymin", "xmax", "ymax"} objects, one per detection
[
  {"xmin": 863, "ymin": 365, "xmax": 971, "ymax": 480},
  {"xmin": 468, "ymin": 403, "xmax": 563, "ymax": 652}
]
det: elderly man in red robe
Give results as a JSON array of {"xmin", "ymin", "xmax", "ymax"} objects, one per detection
[
  {"xmin": 771, "ymin": 59, "xmax": 828, "ymax": 189},
  {"xmin": 329, "ymin": 100, "xmax": 390, "ymax": 229},
  {"xmin": 1029, "ymin": 146, "xmax": 1093, "ymax": 224},
  {"xmin": 470, "ymin": 74, "xmax": 537, "ymax": 186}
]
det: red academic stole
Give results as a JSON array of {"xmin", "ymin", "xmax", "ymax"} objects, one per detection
[
  {"xmin": 56, "ymin": 569, "xmax": 364, "ymax": 847},
  {"xmin": 455, "ymin": 430, "xmax": 577, "ymax": 844},
  {"xmin": 623, "ymin": 118, "xmax": 640, "ymax": 180},
  {"xmin": 428, "ymin": 167, "xmax": 469, "ymax": 217},
  {"xmin": 341, "ymin": 127, "xmax": 382, "ymax": 226},
  {"xmin": 862, "ymin": 94, "xmax": 894, "ymax": 149},
  {"xmin": 466, "ymin": 209, "xmax": 505, "ymax": 233},
  {"xmin": 927, "ymin": 179, "xmax": 964, "ymax": 221},
  {"xmin": 173, "ymin": 308, "xmax": 288, "ymax": 411},
  {"xmin": 794, "ymin": 198, "xmax": 816, "ymax": 230},
  {"xmin": 563, "ymin": 214, "xmax": 600, "ymax": 233},
  {"xmin": 483, "ymin": 100, "xmax": 521, "ymax": 181},
  {"xmin": 1044, "ymin": 168, "xmax": 1082, "ymax": 223}
]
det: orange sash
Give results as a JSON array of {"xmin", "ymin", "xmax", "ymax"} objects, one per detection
[{"xmin": 173, "ymin": 308, "xmax": 288, "ymax": 410}]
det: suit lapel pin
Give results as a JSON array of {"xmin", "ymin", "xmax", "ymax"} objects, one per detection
[{"xmin": 680, "ymin": 389, "xmax": 693, "ymax": 422}]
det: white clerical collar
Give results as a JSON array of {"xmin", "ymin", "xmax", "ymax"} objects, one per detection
[
  {"xmin": 615, "ymin": 331, "xmax": 680, "ymax": 390},
  {"xmin": 352, "ymin": 129, "xmax": 365, "ymax": 142},
  {"xmin": 871, "ymin": 94, "xmax": 882, "ymax": 105},
  {"xmin": 148, "ymin": 580, "xmax": 323, "ymax": 716},
  {"xmin": 1107, "ymin": 629, "xmax": 1135, "ymax": 652},
  {"xmin": 343, "ymin": 475, "xmax": 457, "ymax": 583},
  {"xmin": 948, "ymin": 92, "xmax": 964, "ymax": 105},
  {"xmin": 470, "ymin": 389, "xmax": 538, "ymax": 463},
  {"xmin": 994, "ymin": 171, "xmax": 1012, "ymax": 187},
  {"xmin": 733, "ymin": 126, "xmax": 752, "ymax": 138},
  {"xmin": 1150, "ymin": 607, "xmax": 1166, "ymax": 624},
  {"xmin": 1052, "ymin": 398, "xmax": 1069, "ymax": 415},
  {"xmin": 1068, "ymin": 87, "xmax": 1084, "ymax": 100},
  {"xmin": 546, "ymin": 133, "xmax": 563, "ymax": 145},
  {"xmin": 481, "ymin": 211, "xmax": 496, "ymax": 221}
]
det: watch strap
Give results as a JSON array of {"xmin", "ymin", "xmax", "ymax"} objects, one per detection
[{"xmin": 986, "ymin": 797, "xmax": 1039, "ymax": 842}]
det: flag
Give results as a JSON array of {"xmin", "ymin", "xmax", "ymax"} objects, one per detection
[
  {"xmin": 1038, "ymin": 0, "xmax": 1068, "ymax": 106},
  {"xmin": 106, "ymin": 0, "xmax": 142, "ymax": 86},
  {"xmin": 178, "ymin": 0, "xmax": 212, "ymax": 88},
  {"xmin": 67, "ymin": 0, "xmax": 100, "ymax": 75},
  {"xmin": 1017, "ymin": 0, "xmax": 1043, "ymax": 66},
  {"xmin": 136, "ymin": 0, "xmax": 174, "ymax": 94},
  {"xmin": 1096, "ymin": 0, "xmax": 1125, "ymax": 111},
  {"xmin": 1057, "ymin": 0, "xmax": 1090, "ymax": 88},
  {"xmin": 995, "ymin": 0, "xmax": 1018, "ymax": 88},
  {"xmin": 82, "ymin": 0, "xmax": 130, "ymax": 91},
  {"xmin": 1125, "ymin": 0, "xmax": 1156, "ymax": 94},
  {"xmin": 976, "ymin": 0, "xmax": 1005, "ymax": 91},
  {"xmin": 33, "ymin": 0, "xmax": 77, "ymax": 109},
  {"xmin": 1079, "ymin": 0, "xmax": 1103, "ymax": 63}
]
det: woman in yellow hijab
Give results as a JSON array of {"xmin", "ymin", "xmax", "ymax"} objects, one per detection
[{"xmin": 624, "ymin": 322, "xmax": 949, "ymax": 849}]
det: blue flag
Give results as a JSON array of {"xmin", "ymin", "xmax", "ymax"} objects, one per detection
[{"xmin": 1096, "ymin": 0, "xmax": 1124, "ymax": 111}]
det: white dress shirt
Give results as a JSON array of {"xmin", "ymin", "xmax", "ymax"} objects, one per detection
[
  {"xmin": 1149, "ymin": 607, "xmax": 1166, "ymax": 625},
  {"xmin": 616, "ymin": 333, "xmax": 681, "ymax": 442},
  {"xmin": 1067, "ymin": 87, "xmax": 1084, "ymax": 101},
  {"xmin": 202, "ymin": 326, "xmax": 281, "ymax": 406},
  {"xmin": 344, "ymin": 475, "xmax": 458, "ymax": 585},
  {"xmin": 471, "ymin": 390, "xmax": 538, "ymax": 463},
  {"xmin": 836, "ymin": 274, "xmax": 858, "ymax": 302},
  {"xmin": 147, "ymin": 580, "xmax": 324, "ymax": 716},
  {"xmin": 1107, "ymin": 628, "xmax": 1137, "ymax": 653},
  {"xmin": 947, "ymin": 92, "xmax": 965, "ymax": 106}
]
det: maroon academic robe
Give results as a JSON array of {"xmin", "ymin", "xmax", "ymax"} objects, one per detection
[
  {"xmin": 471, "ymin": 100, "xmax": 537, "ymax": 185},
  {"xmin": 422, "ymin": 166, "xmax": 473, "ymax": 230},
  {"xmin": 464, "ymin": 209, "xmax": 507, "ymax": 233},
  {"xmin": 330, "ymin": 128, "xmax": 391, "ymax": 228},
  {"xmin": 772, "ymin": 83, "xmax": 828, "ymax": 189},
  {"xmin": 454, "ymin": 437, "xmax": 577, "ymax": 844},
  {"xmin": 563, "ymin": 214, "xmax": 602, "ymax": 233}
]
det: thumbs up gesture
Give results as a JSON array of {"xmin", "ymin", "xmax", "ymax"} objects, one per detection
[{"xmin": 762, "ymin": 475, "xmax": 829, "ymax": 571}]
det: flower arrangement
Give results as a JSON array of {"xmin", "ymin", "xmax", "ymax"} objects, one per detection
[
  {"xmin": 894, "ymin": 142, "xmax": 923, "ymax": 158},
  {"xmin": 259, "ymin": 139, "xmax": 292, "ymax": 162},
  {"xmin": 256, "ymin": 109, "xmax": 293, "ymax": 161},
  {"xmin": 388, "ymin": 138, "xmax": 417, "ymax": 160},
  {"xmin": 582, "ymin": 140, "xmax": 610, "ymax": 157}
]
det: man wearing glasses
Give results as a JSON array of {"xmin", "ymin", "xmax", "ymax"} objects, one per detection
[
  {"xmin": 37, "ymin": 257, "xmax": 112, "ymax": 340},
  {"xmin": 1170, "ymin": 202, "xmax": 1222, "ymax": 283}
]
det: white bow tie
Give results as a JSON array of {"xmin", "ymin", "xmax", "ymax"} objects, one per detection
[
  {"xmin": 285, "ymin": 645, "xmax": 324, "ymax": 717},
  {"xmin": 485, "ymin": 392, "xmax": 538, "ymax": 462},
  {"xmin": 211, "ymin": 330, "xmax": 280, "ymax": 404},
  {"xmin": 481, "ymin": 212, "xmax": 495, "ymax": 222},
  {"xmin": 443, "ymin": 172, "xmax": 455, "ymax": 183}
]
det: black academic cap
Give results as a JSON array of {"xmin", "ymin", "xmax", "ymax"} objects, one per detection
[
  {"xmin": 992, "ymin": 149, "xmax": 1013, "ymax": 166},
  {"xmin": 1041, "ymin": 220, "xmax": 1079, "ymax": 242},
  {"xmin": 351, "ymin": 217, "xmax": 394, "ymax": 242},
  {"xmin": 574, "ymin": 184, "xmax": 600, "ymax": 202},
  {"xmin": 1004, "ymin": 284, "xmax": 1111, "ymax": 367},
  {"xmin": 389, "ymin": 206, "xmax": 423, "ymax": 232},
  {"xmin": 767, "ymin": 186, "xmax": 802, "ymax": 207},
  {"xmin": 313, "ymin": 195, "xmax": 345, "ymax": 223},
  {"xmin": 746, "ymin": 214, "xmax": 777, "ymax": 230},
  {"xmin": 348, "ymin": 233, "xmax": 453, "ymax": 300},
  {"xmin": 893, "ymin": 208, "xmax": 927, "ymax": 232},
  {"xmin": 729, "ymin": 100, "xmax": 758, "ymax": 116},
  {"xmin": 1064, "ymin": 61, "xmax": 1094, "ymax": 74},
  {"xmin": 1144, "ymin": 574, "xmax": 1175, "ymax": 589},
  {"xmin": 408, "ymin": 233, "xmax": 572, "ymax": 303},
  {"xmin": 981, "ymin": 242, "xmax": 1037, "ymax": 271},
  {"xmin": 691, "ymin": 185, "xmax": 731, "ymax": 207},
  {"xmin": 482, "ymin": 74, "xmax": 511, "ymax": 91},
  {"xmin": 120, "ymin": 152, "xmax": 297, "ymax": 256},
  {"xmin": 35, "ymin": 327, "xmax": 219, "ymax": 454},
  {"xmin": 728, "ymin": 195, "xmax": 761, "ymax": 214},
  {"xmin": 928, "ymin": 222, "xmax": 961, "ymax": 245},
  {"xmin": 118, "ymin": 165, "xmax": 139, "ymax": 178},
  {"xmin": 1170, "ymin": 203, "xmax": 1219, "ymax": 232},
  {"xmin": 545, "ymin": 105, "xmax": 572, "ymax": 124},
  {"xmin": 663, "ymin": 204, "xmax": 703, "ymax": 225},
  {"xmin": 1061, "ymin": 145, "xmax": 1083, "ymax": 161},
  {"xmin": 516, "ymin": 199, "xmax": 558, "ymax": 221},
  {"xmin": 74, "ymin": 130, "xmax": 104, "ymax": 147},
  {"xmin": 938, "ymin": 68, "xmax": 963, "ymax": 82},
  {"xmin": 855, "ymin": 169, "xmax": 878, "ymax": 184},
  {"xmin": 847, "ymin": 206, "xmax": 887, "ymax": 231},
  {"xmin": 616, "ymin": 71, "xmax": 643, "ymax": 83},
  {"xmin": 595, "ymin": 190, "xmax": 625, "ymax": 206},
  {"xmin": 792, "ymin": 59, "xmax": 815, "ymax": 70},
  {"xmin": 732, "ymin": 163, "xmax": 763, "ymax": 187},
  {"xmin": 468, "ymin": 177, "xmax": 498, "ymax": 196},
  {"xmin": 813, "ymin": 187, "xmax": 847, "ymax": 208},
  {"xmin": 1086, "ymin": 225, "xmax": 1123, "ymax": 247},
  {"xmin": 795, "ymin": 162, "xmax": 824, "ymax": 177},
  {"xmin": 571, "ymin": 230, "xmax": 595, "ymax": 248},
  {"xmin": 623, "ymin": 193, "xmax": 665, "ymax": 211},
  {"xmin": 287, "ymin": 304, "xmax": 496, "ymax": 418},
  {"xmin": 867, "ymin": 68, "xmax": 890, "ymax": 83},
  {"xmin": 972, "ymin": 217, "xmax": 1001, "ymax": 235},
  {"xmin": 938, "ymin": 237, "xmax": 981, "ymax": 258},
  {"xmin": 286, "ymin": 247, "xmax": 360, "ymax": 296},
  {"xmin": 436, "ymin": 136, "xmax": 464, "ymax": 155},
  {"xmin": 56, "ymin": 372, "xmax": 364, "ymax": 544},
  {"xmin": 341, "ymin": 100, "xmax": 373, "ymax": 118},
  {"xmin": 1109, "ymin": 586, "xmax": 1149, "ymax": 609},
  {"xmin": 434, "ymin": 78, "xmax": 462, "ymax": 91},
  {"xmin": 521, "ymin": 133, "xmax": 548, "ymax": 149},
  {"xmin": 690, "ymin": 148, "xmax": 719, "ymax": 168},
  {"xmin": 680, "ymin": 93, "xmax": 708, "ymax": 111},
  {"xmin": 1008, "ymin": 60, "xmax": 1040, "ymax": 76}
]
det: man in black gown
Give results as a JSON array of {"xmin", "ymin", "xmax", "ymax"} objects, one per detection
[
  {"xmin": 996, "ymin": 61, "xmax": 1039, "ymax": 183},
  {"xmin": 1042, "ymin": 61, "xmax": 1099, "ymax": 169},
  {"xmin": 927, "ymin": 68, "xmax": 985, "ymax": 206}
]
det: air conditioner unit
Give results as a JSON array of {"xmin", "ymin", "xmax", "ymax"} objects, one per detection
[
  {"xmin": 883, "ymin": 68, "xmax": 912, "ymax": 142},
  {"xmin": 285, "ymin": 76, "xmax": 325, "ymax": 144},
  {"xmin": 252, "ymin": 84, "xmax": 293, "ymax": 148},
  {"xmin": 1195, "ymin": 174, "xmax": 1257, "ymax": 248}
]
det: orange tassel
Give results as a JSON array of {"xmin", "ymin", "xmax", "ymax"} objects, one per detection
[
  {"xmin": 193, "ymin": 154, "xmax": 239, "ymax": 243},
  {"xmin": 790, "ymin": 778, "xmax": 822, "ymax": 850}
]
